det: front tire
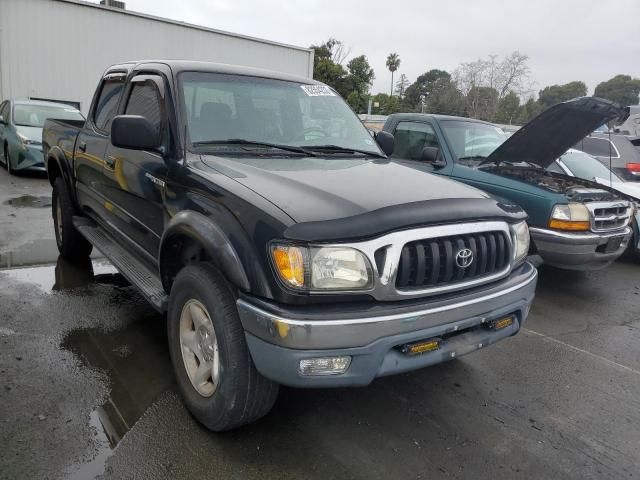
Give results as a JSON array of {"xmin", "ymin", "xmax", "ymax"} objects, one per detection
[
  {"xmin": 4, "ymin": 145, "xmax": 12, "ymax": 175},
  {"xmin": 52, "ymin": 177, "xmax": 93, "ymax": 260},
  {"xmin": 167, "ymin": 263, "xmax": 279, "ymax": 431}
]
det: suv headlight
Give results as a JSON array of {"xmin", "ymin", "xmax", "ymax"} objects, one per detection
[
  {"xmin": 549, "ymin": 203, "xmax": 590, "ymax": 231},
  {"xmin": 511, "ymin": 221, "xmax": 530, "ymax": 264},
  {"xmin": 271, "ymin": 244, "xmax": 373, "ymax": 291}
]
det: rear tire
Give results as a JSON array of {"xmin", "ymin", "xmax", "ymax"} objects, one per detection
[
  {"xmin": 52, "ymin": 177, "xmax": 93, "ymax": 260},
  {"xmin": 167, "ymin": 262, "xmax": 279, "ymax": 431}
]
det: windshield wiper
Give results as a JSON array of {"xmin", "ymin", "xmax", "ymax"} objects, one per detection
[
  {"xmin": 192, "ymin": 139, "xmax": 316, "ymax": 156},
  {"xmin": 299, "ymin": 144, "xmax": 386, "ymax": 158}
]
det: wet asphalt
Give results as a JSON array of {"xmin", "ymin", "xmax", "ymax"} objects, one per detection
[{"xmin": 0, "ymin": 168, "xmax": 639, "ymax": 480}]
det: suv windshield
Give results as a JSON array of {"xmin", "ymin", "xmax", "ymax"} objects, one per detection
[
  {"xmin": 180, "ymin": 72, "xmax": 381, "ymax": 155},
  {"xmin": 13, "ymin": 104, "xmax": 84, "ymax": 128},
  {"xmin": 559, "ymin": 150, "xmax": 623, "ymax": 182},
  {"xmin": 439, "ymin": 120, "xmax": 507, "ymax": 160}
]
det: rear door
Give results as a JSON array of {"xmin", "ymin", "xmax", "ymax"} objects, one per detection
[
  {"xmin": 101, "ymin": 74, "xmax": 169, "ymax": 258},
  {"xmin": 75, "ymin": 72, "xmax": 126, "ymax": 222},
  {"xmin": 0, "ymin": 102, "xmax": 10, "ymax": 160}
]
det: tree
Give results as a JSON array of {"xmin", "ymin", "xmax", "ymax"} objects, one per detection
[
  {"xmin": 310, "ymin": 39, "xmax": 348, "ymax": 96},
  {"xmin": 370, "ymin": 93, "xmax": 406, "ymax": 115},
  {"xmin": 594, "ymin": 75, "xmax": 640, "ymax": 106},
  {"xmin": 395, "ymin": 74, "xmax": 410, "ymax": 99},
  {"xmin": 423, "ymin": 78, "xmax": 465, "ymax": 116},
  {"xmin": 465, "ymin": 86, "xmax": 499, "ymax": 121},
  {"xmin": 404, "ymin": 69, "xmax": 451, "ymax": 111},
  {"xmin": 386, "ymin": 53, "xmax": 401, "ymax": 96},
  {"xmin": 455, "ymin": 51, "xmax": 530, "ymax": 99},
  {"xmin": 515, "ymin": 97, "xmax": 542, "ymax": 124},
  {"xmin": 344, "ymin": 55, "xmax": 375, "ymax": 112},
  {"xmin": 538, "ymin": 81, "xmax": 587, "ymax": 109},
  {"xmin": 494, "ymin": 91, "xmax": 521, "ymax": 124}
]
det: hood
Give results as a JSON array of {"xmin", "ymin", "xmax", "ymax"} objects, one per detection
[
  {"xmin": 594, "ymin": 177, "xmax": 640, "ymax": 201},
  {"xmin": 486, "ymin": 97, "xmax": 628, "ymax": 168},
  {"xmin": 15, "ymin": 125, "xmax": 43, "ymax": 142},
  {"xmin": 201, "ymin": 155, "xmax": 488, "ymax": 223}
]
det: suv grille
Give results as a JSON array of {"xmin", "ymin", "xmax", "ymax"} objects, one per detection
[
  {"xmin": 588, "ymin": 203, "xmax": 632, "ymax": 232},
  {"xmin": 396, "ymin": 231, "xmax": 511, "ymax": 289}
]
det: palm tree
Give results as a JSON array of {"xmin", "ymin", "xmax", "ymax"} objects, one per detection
[{"xmin": 386, "ymin": 53, "xmax": 401, "ymax": 96}]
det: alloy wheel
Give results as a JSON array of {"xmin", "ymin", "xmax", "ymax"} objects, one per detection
[{"xmin": 179, "ymin": 299, "xmax": 220, "ymax": 397}]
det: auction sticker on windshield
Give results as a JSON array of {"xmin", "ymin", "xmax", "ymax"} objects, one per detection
[{"xmin": 301, "ymin": 85, "xmax": 335, "ymax": 96}]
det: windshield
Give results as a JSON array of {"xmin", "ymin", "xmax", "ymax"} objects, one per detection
[
  {"xmin": 180, "ymin": 72, "xmax": 381, "ymax": 155},
  {"xmin": 13, "ymin": 104, "xmax": 84, "ymax": 128},
  {"xmin": 559, "ymin": 150, "xmax": 623, "ymax": 183},
  {"xmin": 439, "ymin": 120, "xmax": 507, "ymax": 160}
]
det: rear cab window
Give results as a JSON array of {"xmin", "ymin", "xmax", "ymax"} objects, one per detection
[{"xmin": 92, "ymin": 74, "xmax": 126, "ymax": 132}]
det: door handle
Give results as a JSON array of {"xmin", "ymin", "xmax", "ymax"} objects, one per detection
[
  {"xmin": 78, "ymin": 141, "xmax": 87, "ymax": 153},
  {"xmin": 105, "ymin": 155, "xmax": 116, "ymax": 169}
]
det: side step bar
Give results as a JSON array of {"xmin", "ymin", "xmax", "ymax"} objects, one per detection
[{"xmin": 73, "ymin": 217, "xmax": 168, "ymax": 312}]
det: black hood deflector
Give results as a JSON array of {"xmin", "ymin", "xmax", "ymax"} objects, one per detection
[{"xmin": 486, "ymin": 97, "xmax": 629, "ymax": 168}]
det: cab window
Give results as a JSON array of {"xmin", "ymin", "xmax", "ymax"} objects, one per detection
[
  {"xmin": 392, "ymin": 121, "xmax": 440, "ymax": 160},
  {"xmin": 93, "ymin": 77, "xmax": 125, "ymax": 132},
  {"xmin": 124, "ymin": 81, "xmax": 163, "ymax": 137}
]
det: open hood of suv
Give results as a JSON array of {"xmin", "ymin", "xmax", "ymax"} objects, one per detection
[{"xmin": 486, "ymin": 97, "xmax": 629, "ymax": 168}]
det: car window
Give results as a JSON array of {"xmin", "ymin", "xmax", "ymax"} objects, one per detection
[
  {"xmin": 180, "ymin": 72, "xmax": 378, "ymax": 153},
  {"xmin": 575, "ymin": 137, "xmax": 619, "ymax": 158},
  {"xmin": 0, "ymin": 101, "xmax": 9, "ymax": 120},
  {"xmin": 93, "ymin": 77, "xmax": 125, "ymax": 132},
  {"xmin": 559, "ymin": 150, "xmax": 623, "ymax": 182},
  {"xmin": 391, "ymin": 121, "xmax": 440, "ymax": 160},
  {"xmin": 124, "ymin": 82, "xmax": 162, "ymax": 136},
  {"xmin": 439, "ymin": 120, "xmax": 506, "ymax": 159},
  {"xmin": 12, "ymin": 104, "xmax": 83, "ymax": 128},
  {"xmin": 546, "ymin": 161, "xmax": 565, "ymax": 174}
]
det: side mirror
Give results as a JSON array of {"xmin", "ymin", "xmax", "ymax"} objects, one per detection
[
  {"xmin": 375, "ymin": 130, "xmax": 394, "ymax": 156},
  {"xmin": 111, "ymin": 115, "xmax": 160, "ymax": 151},
  {"xmin": 421, "ymin": 147, "xmax": 446, "ymax": 168}
]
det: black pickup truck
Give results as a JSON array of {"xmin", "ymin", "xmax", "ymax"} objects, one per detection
[{"xmin": 43, "ymin": 61, "xmax": 537, "ymax": 431}]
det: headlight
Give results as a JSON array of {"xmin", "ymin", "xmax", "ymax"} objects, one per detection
[
  {"xmin": 549, "ymin": 203, "xmax": 590, "ymax": 231},
  {"xmin": 271, "ymin": 244, "xmax": 373, "ymax": 291},
  {"xmin": 17, "ymin": 132, "xmax": 38, "ymax": 146},
  {"xmin": 511, "ymin": 221, "xmax": 530, "ymax": 264}
]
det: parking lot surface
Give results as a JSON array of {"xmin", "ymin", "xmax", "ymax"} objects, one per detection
[{"xmin": 1, "ymin": 169, "xmax": 639, "ymax": 480}]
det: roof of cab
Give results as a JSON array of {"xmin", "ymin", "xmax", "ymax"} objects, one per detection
[
  {"xmin": 105, "ymin": 60, "xmax": 322, "ymax": 86},
  {"xmin": 388, "ymin": 112, "xmax": 493, "ymax": 124}
]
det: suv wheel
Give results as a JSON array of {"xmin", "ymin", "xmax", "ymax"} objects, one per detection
[
  {"xmin": 167, "ymin": 262, "xmax": 279, "ymax": 431},
  {"xmin": 52, "ymin": 177, "xmax": 93, "ymax": 260}
]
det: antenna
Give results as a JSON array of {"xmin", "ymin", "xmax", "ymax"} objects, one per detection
[{"xmin": 607, "ymin": 127, "xmax": 612, "ymax": 186}]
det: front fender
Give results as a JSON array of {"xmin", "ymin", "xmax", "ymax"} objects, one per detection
[{"xmin": 159, "ymin": 211, "xmax": 251, "ymax": 292}]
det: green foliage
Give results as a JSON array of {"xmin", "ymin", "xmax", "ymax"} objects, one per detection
[
  {"xmin": 494, "ymin": 91, "xmax": 521, "ymax": 124},
  {"xmin": 594, "ymin": 75, "xmax": 640, "ymax": 106},
  {"xmin": 404, "ymin": 69, "xmax": 451, "ymax": 111},
  {"xmin": 465, "ymin": 86, "xmax": 499, "ymax": 121},
  {"xmin": 395, "ymin": 74, "xmax": 410, "ymax": 98},
  {"xmin": 424, "ymin": 78, "xmax": 465, "ymax": 116},
  {"xmin": 370, "ymin": 93, "xmax": 407, "ymax": 115},
  {"xmin": 310, "ymin": 39, "xmax": 374, "ymax": 113},
  {"xmin": 515, "ymin": 97, "xmax": 542, "ymax": 124},
  {"xmin": 538, "ymin": 81, "xmax": 587, "ymax": 109}
]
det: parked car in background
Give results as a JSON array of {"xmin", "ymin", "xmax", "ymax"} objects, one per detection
[
  {"xmin": 573, "ymin": 132, "xmax": 640, "ymax": 181},
  {"xmin": 613, "ymin": 105, "xmax": 640, "ymax": 137},
  {"xmin": 0, "ymin": 100, "xmax": 84, "ymax": 174},
  {"xmin": 549, "ymin": 149, "xmax": 640, "ymax": 258},
  {"xmin": 383, "ymin": 97, "xmax": 633, "ymax": 271},
  {"xmin": 42, "ymin": 60, "xmax": 537, "ymax": 431}
]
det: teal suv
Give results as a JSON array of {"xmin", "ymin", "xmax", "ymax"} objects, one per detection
[{"xmin": 383, "ymin": 97, "xmax": 634, "ymax": 270}]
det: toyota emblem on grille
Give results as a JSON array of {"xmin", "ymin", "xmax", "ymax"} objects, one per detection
[{"xmin": 455, "ymin": 248, "xmax": 474, "ymax": 268}]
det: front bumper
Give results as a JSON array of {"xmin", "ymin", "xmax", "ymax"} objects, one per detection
[
  {"xmin": 530, "ymin": 226, "xmax": 632, "ymax": 270},
  {"xmin": 238, "ymin": 262, "xmax": 537, "ymax": 387},
  {"xmin": 14, "ymin": 145, "xmax": 44, "ymax": 171}
]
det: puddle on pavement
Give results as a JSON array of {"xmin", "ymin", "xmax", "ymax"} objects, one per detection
[
  {"xmin": 61, "ymin": 312, "xmax": 174, "ymax": 479},
  {"xmin": 3, "ymin": 194, "xmax": 52, "ymax": 208}
]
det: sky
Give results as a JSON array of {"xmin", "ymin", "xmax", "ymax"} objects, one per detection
[{"xmin": 121, "ymin": 0, "xmax": 640, "ymax": 97}]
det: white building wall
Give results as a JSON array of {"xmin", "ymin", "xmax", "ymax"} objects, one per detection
[{"xmin": 0, "ymin": 0, "xmax": 314, "ymax": 113}]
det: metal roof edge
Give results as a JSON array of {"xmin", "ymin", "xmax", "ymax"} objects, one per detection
[{"xmin": 50, "ymin": 0, "xmax": 314, "ymax": 54}]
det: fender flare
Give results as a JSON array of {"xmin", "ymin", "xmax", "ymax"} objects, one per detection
[
  {"xmin": 46, "ymin": 146, "xmax": 76, "ymax": 200},
  {"xmin": 159, "ymin": 210, "xmax": 251, "ymax": 292}
]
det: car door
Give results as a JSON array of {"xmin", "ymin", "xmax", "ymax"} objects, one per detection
[
  {"xmin": 0, "ymin": 101, "xmax": 11, "ymax": 160},
  {"xmin": 101, "ymin": 74, "xmax": 169, "ymax": 258},
  {"xmin": 390, "ymin": 120, "xmax": 453, "ymax": 175},
  {"xmin": 75, "ymin": 72, "xmax": 127, "ymax": 222}
]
